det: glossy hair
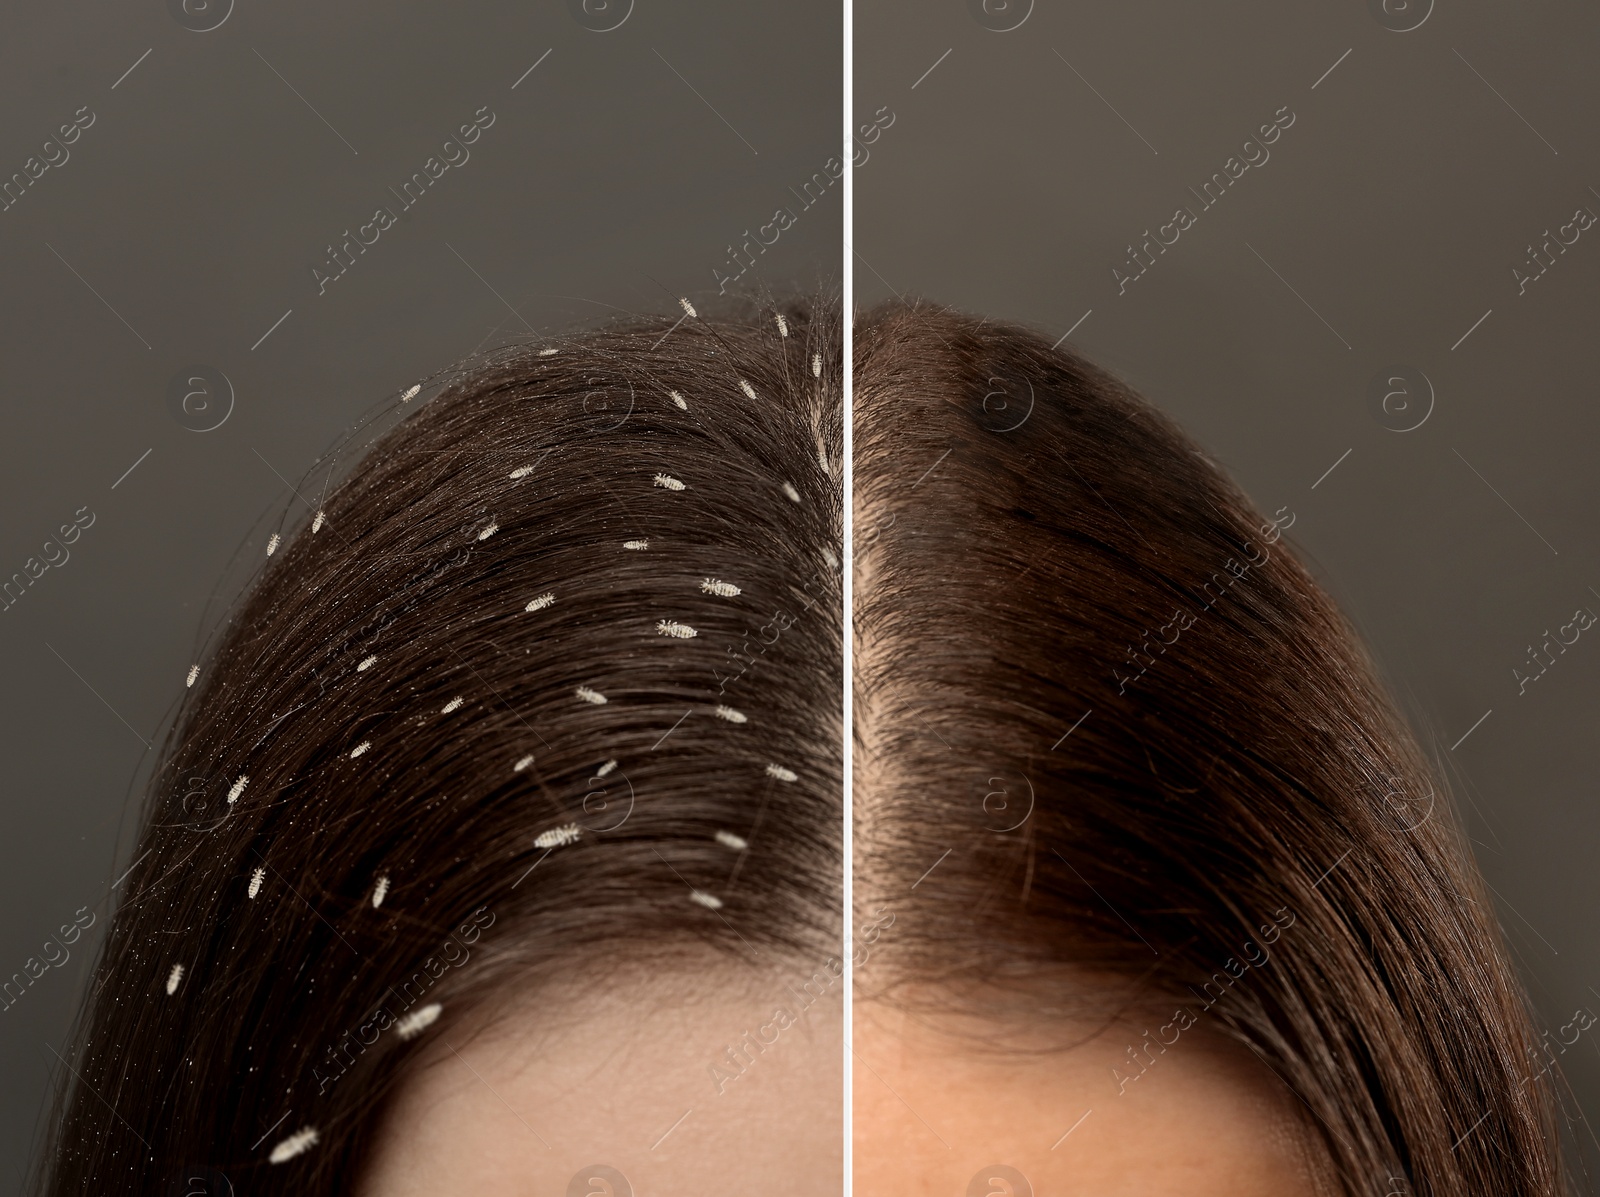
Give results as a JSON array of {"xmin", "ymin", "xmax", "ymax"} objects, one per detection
[
  {"xmin": 35, "ymin": 296, "xmax": 843, "ymax": 1194},
  {"xmin": 853, "ymin": 300, "xmax": 1570, "ymax": 1196}
]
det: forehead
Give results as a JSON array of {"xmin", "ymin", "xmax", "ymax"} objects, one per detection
[
  {"xmin": 852, "ymin": 997, "xmax": 1334, "ymax": 1197},
  {"xmin": 356, "ymin": 953, "xmax": 843, "ymax": 1197}
]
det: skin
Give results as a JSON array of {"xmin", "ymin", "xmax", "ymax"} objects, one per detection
[
  {"xmin": 358, "ymin": 951, "xmax": 843, "ymax": 1197},
  {"xmin": 854, "ymin": 991, "xmax": 1337, "ymax": 1197}
]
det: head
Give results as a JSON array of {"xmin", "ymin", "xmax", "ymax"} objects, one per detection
[
  {"xmin": 37, "ymin": 296, "xmax": 844, "ymax": 1196},
  {"xmin": 850, "ymin": 300, "xmax": 1570, "ymax": 1196}
]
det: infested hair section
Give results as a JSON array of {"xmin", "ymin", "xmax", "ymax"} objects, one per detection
[
  {"xmin": 851, "ymin": 300, "xmax": 1569, "ymax": 1197},
  {"xmin": 38, "ymin": 295, "xmax": 844, "ymax": 1195}
]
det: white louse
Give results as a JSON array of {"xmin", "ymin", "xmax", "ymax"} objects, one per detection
[
  {"xmin": 227, "ymin": 775, "xmax": 249, "ymax": 805},
  {"xmin": 715, "ymin": 830, "xmax": 748, "ymax": 851},
  {"xmin": 312, "ymin": 510, "xmax": 326, "ymax": 533},
  {"xmin": 766, "ymin": 763, "xmax": 798, "ymax": 782},
  {"xmin": 822, "ymin": 547, "xmax": 839, "ymax": 569},
  {"xmin": 185, "ymin": 664, "xmax": 199, "ymax": 688},
  {"xmin": 714, "ymin": 705, "xmax": 747, "ymax": 724},
  {"xmin": 534, "ymin": 822, "xmax": 582, "ymax": 849},
  {"xmin": 656, "ymin": 620, "xmax": 697, "ymax": 639},
  {"xmin": 357, "ymin": 654, "xmax": 378, "ymax": 671},
  {"xmin": 738, "ymin": 379, "xmax": 757, "ymax": 399},
  {"xmin": 781, "ymin": 482, "xmax": 801, "ymax": 503},
  {"xmin": 623, "ymin": 539, "xmax": 649, "ymax": 551},
  {"xmin": 371, "ymin": 874, "xmax": 390, "ymax": 908},
  {"xmin": 510, "ymin": 464, "xmax": 535, "ymax": 479},
  {"xmin": 248, "ymin": 867, "xmax": 264, "ymax": 899},
  {"xmin": 538, "ymin": 347, "xmax": 559, "ymax": 356},
  {"xmin": 679, "ymin": 297, "xmax": 697, "ymax": 318},
  {"xmin": 166, "ymin": 964, "xmax": 184, "ymax": 995},
  {"xmin": 576, "ymin": 686, "xmax": 608, "ymax": 705},
  {"xmin": 689, "ymin": 890, "xmax": 723, "ymax": 910},
  {"xmin": 525, "ymin": 592, "xmax": 555, "ymax": 612},
  {"xmin": 401, "ymin": 384, "xmax": 422, "ymax": 402},
  {"xmin": 653, "ymin": 473, "xmax": 686, "ymax": 491},
  {"xmin": 670, "ymin": 390, "xmax": 688, "ymax": 410},
  {"xmin": 513, "ymin": 754, "xmax": 536, "ymax": 772},
  {"xmin": 477, "ymin": 521, "xmax": 499, "ymax": 541},
  {"xmin": 395, "ymin": 1002, "xmax": 443, "ymax": 1040},
  {"xmin": 700, "ymin": 578, "xmax": 741, "ymax": 597},
  {"xmin": 268, "ymin": 1126, "xmax": 320, "ymax": 1164},
  {"xmin": 596, "ymin": 759, "xmax": 618, "ymax": 777},
  {"xmin": 775, "ymin": 313, "xmax": 789, "ymax": 337},
  {"xmin": 350, "ymin": 740, "xmax": 371, "ymax": 758},
  {"xmin": 812, "ymin": 353, "xmax": 822, "ymax": 377},
  {"xmin": 265, "ymin": 532, "xmax": 281, "ymax": 556},
  {"xmin": 441, "ymin": 696, "xmax": 464, "ymax": 714}
]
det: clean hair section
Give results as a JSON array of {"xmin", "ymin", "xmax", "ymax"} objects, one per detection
[{"xmin": 852, "ymin": 300, "xmax": 1571, "ymax": 1197}]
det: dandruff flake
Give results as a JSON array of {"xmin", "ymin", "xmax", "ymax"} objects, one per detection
[
  {"xmin": 269, "ymin": 1126, "xmax": 319, "ymax": 1164},
  {"xmin": 396, "ymin": 1002, "xmax": 443, "ymax": 1040},
  {"xmin": 534, "ymin": 822, "xmax": 582, "ymax": 849}
]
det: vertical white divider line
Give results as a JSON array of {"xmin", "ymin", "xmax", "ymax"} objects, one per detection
[{"xmin": 841, "ymin": 0, "xmax": 855, "ymax": 1189}]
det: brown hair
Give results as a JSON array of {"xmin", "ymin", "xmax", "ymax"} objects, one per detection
[
  {"xmin": 853, "ymin": 300, "xmax": 1569, "ymax": 1196},
  {"xmin": 35, "ymin": 296, "xmax": 843, "ymax": 1194}
]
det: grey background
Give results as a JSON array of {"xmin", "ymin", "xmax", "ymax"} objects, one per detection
[
  {"xmin": 0, "ymin": 0, "xmax": 838, "ymax": 1183},
  {"xmin": 857, "ymin": 0, "xmax": 1599, "ymax": 1182}
]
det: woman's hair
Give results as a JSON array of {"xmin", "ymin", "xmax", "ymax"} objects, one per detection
[
  {"xmin": 853, "ymin": 301, "xmax": 1570, "ymax": 1196},
  {"xmin": 36, "ymin": 296, "xmax": 843, "ymax": 1194}
]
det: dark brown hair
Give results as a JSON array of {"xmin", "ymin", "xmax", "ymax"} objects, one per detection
[
  {"xmin": 853, "ymin": 300, "xmax": 1570, "ymax": 1196},
  {"xmin": 35, "ymin": 296, "xmax": 843, "ymax": 1194}
]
